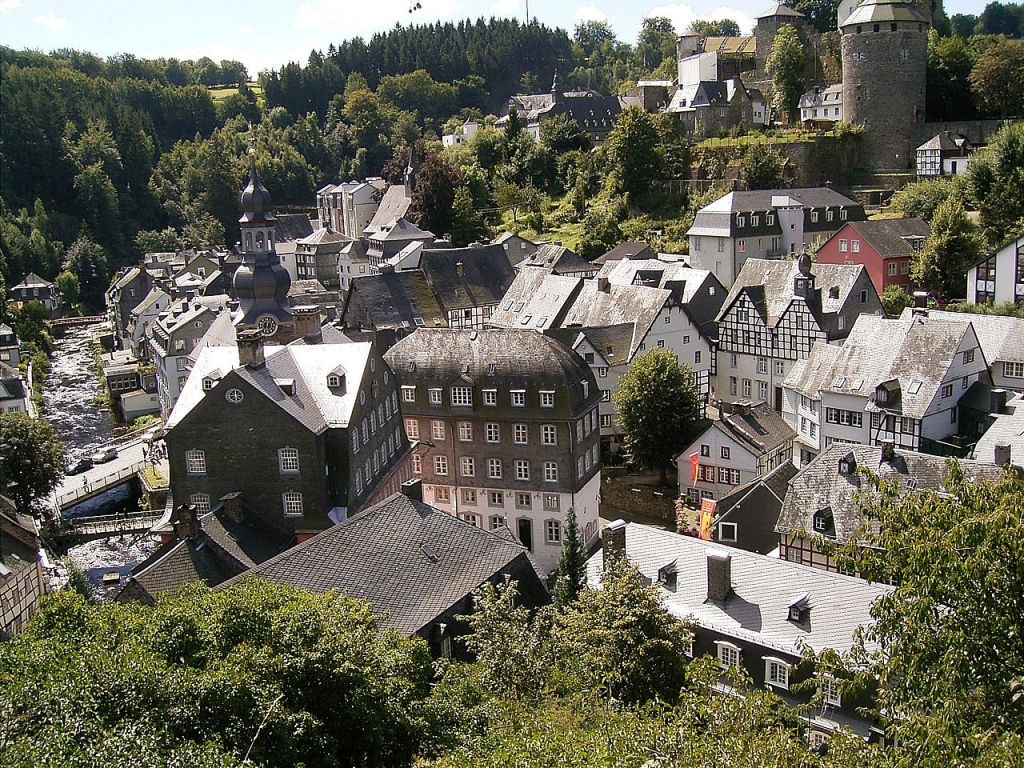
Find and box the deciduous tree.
[912,196,982,298]
[613,349,703,484]
[969,36,1024,118]
[0,412,64,514]
[766,25,805,123]
[602,106,663,205]
[739,145,784,190]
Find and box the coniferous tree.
[553,507,586,608]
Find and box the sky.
[0,0,984,77]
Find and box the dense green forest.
[1,7,1022,312]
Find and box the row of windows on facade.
[694,464,742,485]
[414,443,599,481]
[446,505,564,544]
[436,486,564,513]
[729,377,770,399]
[405,407,602,445]
[692,237,780,254]
[189,490,302,517]
[354,431,403,496]
[402,385,563,408]
[352,392,401,452]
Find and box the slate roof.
[718,258,867,329]
[838,218,929,258]
[370,217,434,243]
[756,2,804,18]
[12,272,53,289]
[488,270,583,331]
[688,188,861,238]
[297,228,349,250]
[275,213,314,242]
[776,444,1010,544]
[713,401,796,456]
[344,271,447,331]
[841,0,927,27]
[714,459,798,533]
[593,242,654,264]
[420,245,517,312]
[563,281,671,359]
[169,341,374,434]
[916,132,961,152]
[365,186,411,234]
[899,308,1024,365]
[547,323,635,367]
[973,393,1024,464]
[218,492,542,635]
[517,244,598,276]
[587,522,894,655]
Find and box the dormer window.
[788,593,809,622]
[657,559,677,590]
[838,452,856,475]
[327,374,342,388]
[813,509,835,537]
[875,386,888,404]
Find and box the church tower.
[232,153,294,343]
[841,0,928,171]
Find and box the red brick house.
[815,218,928,296]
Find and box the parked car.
[89,446,118,464]
[66,456,93,475]
[143,425,165,443]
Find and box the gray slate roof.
[776,443,1011,544]
[517,244,598,276]
[275,213,315,242]
[593,242,654,264]
[587,522,894,655]
[841,0,927,27]
[899,308,1024,365]
[421,245,516,312]
[489,270,583,331]
[547,323,635,366]
[713,401,796,456]
[365,185,411,234]
[218,492,541,635]
[344,271,448,331]
[837,218,929,258]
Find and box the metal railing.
[57,510,164,538]
[55,460,147,510]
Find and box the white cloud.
[575,5,609,24]
[34,13,69,30]
[648,3,755,35]
[0,0,22,14]
[293,0,459,34]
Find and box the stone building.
[384,329,602,573]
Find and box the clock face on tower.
[257,315,279,336]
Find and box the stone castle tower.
[841,0,928,171]
[232,154,295,344]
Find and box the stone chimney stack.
[220,492,244,522]
[456,261,464,277]
[994,443,1011,466]
[401,478,423,502]
[601,519,627,566]
[706,549,732,602]
[597,277,610,293]
[293,305,323,343]
[881,441,895,463]
[236,328,265,369]
[172,503,201,540]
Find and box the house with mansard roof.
[165,330,414,537]
[775,443,1009,573]
[782,310,988,467]
[714,255,881,415]
[217,488,549,656]
[384,329,602,574]
[686,187,866,287]
[675,399,795,506]
[591,520,894,746]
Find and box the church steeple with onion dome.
[232,151,293,340]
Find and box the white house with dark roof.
[675,400,795,505]
[915,132,971,178]
[799,84,843,124]
[686,187,867,286]
[965,235,1024,306]
[591,520,894,745]
[714,254,882,414]
[783,310,988,466]
[776,443,1009,573]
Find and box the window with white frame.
[775,360,786,375]
[458,421,473,441]
[460,456,475,476]
[513,424,528,444]
[485,422,500,442]
[515,492,531,508]
[718,467,740,485]
[483,389,497,405]
[598,366,608,377]
[282,491,303,517]
[1006,361,1024,378]
[600,414,612,427]
[428,388,442,405]
[431,420,446,440]
[719,521,738,541]
[190,493,211,513]
[742,379,751,397]
[888,261,898,276]
[435,486,451,503]
[488,490,503,506]
[720,446,731,459]
[765,657,790,689]
[489,514,504,529]
[511,390,526,407]
[405,418,419,439]
[402,385,416,402]
[278,448,299,472]
[488,458,502,478]
[758,381,768,399]
[544,493,559,510]
[941,383,953,398]
[839,239,848,252]
[185,449,206,475]
[821,676,842,706]
[683,638,694,657]
[963,349,975,364]
[462,488,477,504]
[716,641,741,668]
[540,391,555,407]
[757,357,768,374]
[541,424,557,445]
[515,460,530,480]
[544,461,558,482]
[451,386,473,406]
[411,454,421,474]
[434,455,448,475]
[852,239,860,253]
[545,519,561,544]
[729,376,738,395]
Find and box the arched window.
[245,233,253,250]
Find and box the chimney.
[881,441,895,463]
[456,261,464,277]
[706,549,732,601]
[597,277,610,293]
[401,477,423,502]
[913,290,929,309]
[172,503,201,540]
[220,492,244,522]
[738,400,752,416]
[720,399,733,415]
[990,388,1008,415]
[601,519,627,566]
[293,305,323,343]
[236,328,265,369]
[994,443,1011,466]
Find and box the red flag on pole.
[690,452,699,487]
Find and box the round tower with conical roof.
[841,0,928,172]
[233,154,294,341]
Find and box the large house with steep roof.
[713,255,882,412]
[815,218,929,295]
[384,329,602,573]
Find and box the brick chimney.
[172,503,201,540]
[236,328,265,369]
[220,491,244,522]
[994,443,1011,466]
[706,549,732,601]
[601,519,627,566]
